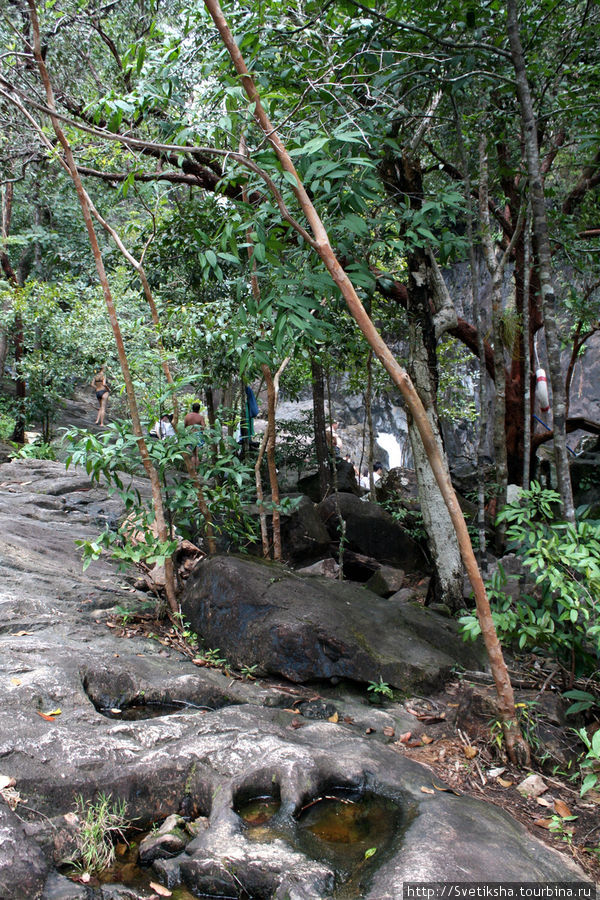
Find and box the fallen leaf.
[192,658,208,667]
[149,883,172,897]
[0,775,16,790]
[365,727,375,734]
[383,726,395,738]
[290,719,304,730]
[283,708,301,715]
[46,708,61,717]
[537,796,553,807]
[37,711,58,722]
[488,767,506,778]
[110,708,122,715]
[328,712,339,723]
[418,713,446,724]
[10,678,21,686]
[105,622,116,629]
[19,480,32,486]
[421,734,434,745]
[420,786,435,794]
[12,631,33,637]
[554,799,573,818]
[463,745,477,759]
[397,731,412,743]
[497,777,513,788]
[447,702,459,708]
[343,716,354,724]
[534,818,552,829]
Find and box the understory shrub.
[460,482,600,678]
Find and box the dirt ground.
[392,669,600,885]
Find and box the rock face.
[278,494,332,563]
[318,491,428,570]
[181,555,483,691]
[0,459,589,899]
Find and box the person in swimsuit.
[91,366,110,426]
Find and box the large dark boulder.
[278,494,332,563]
[298,459,359,503]
[181,555,484,692]
[318,492,428,571]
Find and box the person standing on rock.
[91,366,110,427]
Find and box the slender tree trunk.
[239,142,284,558]
[311,357,329,500]
[27,0,178,614]
[204,0,529,764]
[453,102,487,559]
[479,136,508,544]
[0,184,14,378]
[506,0,574,521]
[522,212,532,488]
[0,182,25,444]
[366,351,375,495]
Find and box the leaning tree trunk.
[27,0,178,614]
[203,0,530,764]
[506,0,574,521]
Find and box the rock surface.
[181,554,484,691]
[318,491,428,570]
[0,459,589,899]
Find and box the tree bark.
[311,357,329,500]
[203,0,529,764]
[506,0,574,521]
[27,0,179,614]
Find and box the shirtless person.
[184,403,206,467]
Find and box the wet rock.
[138,813,190,863]
[0,802,48,900]
[41,872,87,899]
[318,493,428,571]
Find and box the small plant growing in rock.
[575,726,600,797]
[241,664,258,680]
[70,793,129,874]
[203,648,228,667]
[367,677,394,700]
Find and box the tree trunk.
[506,0,574,521]
[453,101,487,559]
[479,136,508,544]
[27,0,179,615]
[382,149,464,612]
[311,357,329,500]
[203,0,530,764]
